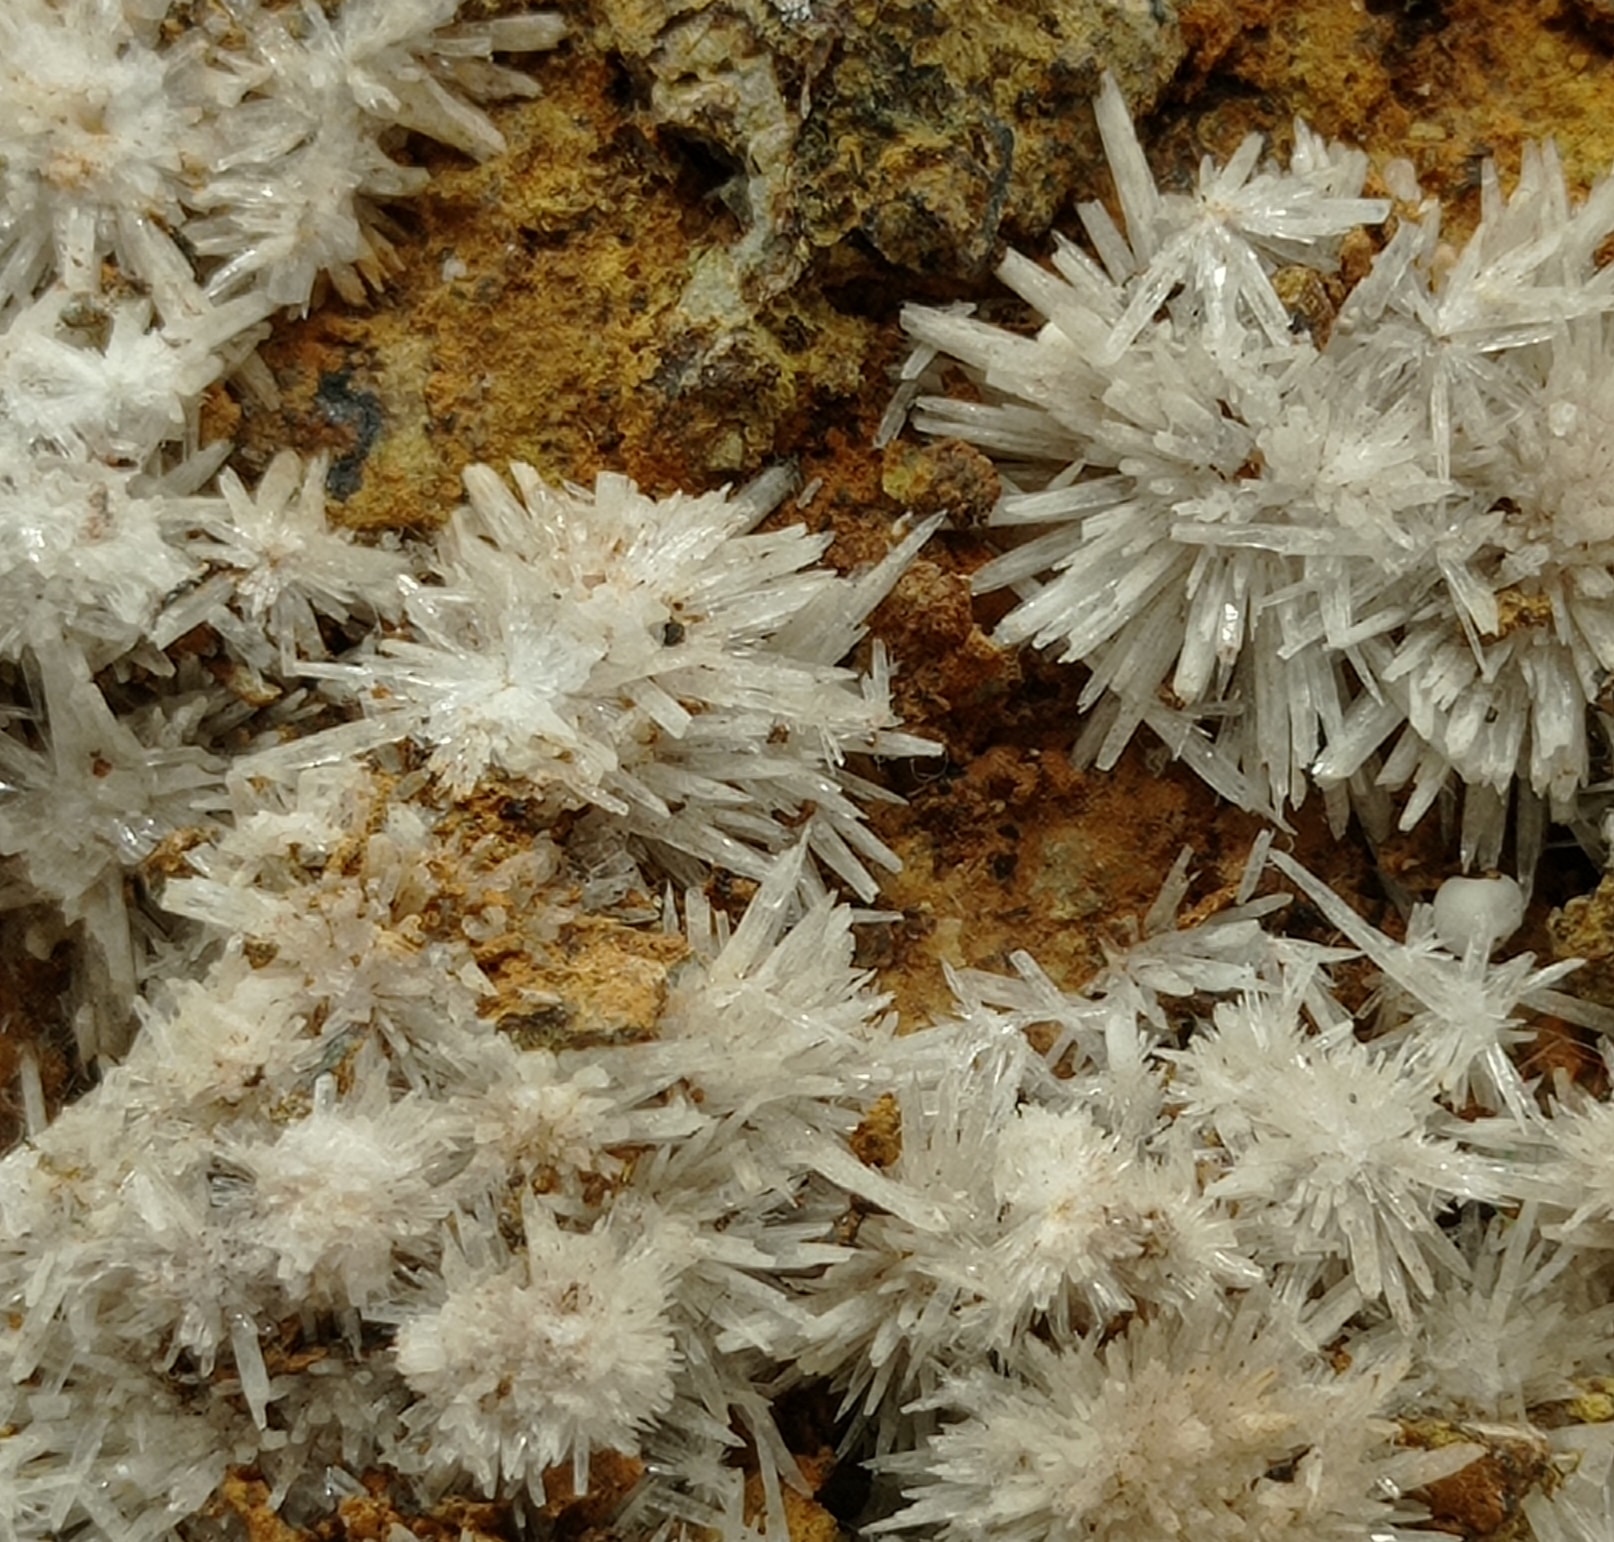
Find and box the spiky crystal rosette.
[305,464,941,897]
[900,74,1614,868]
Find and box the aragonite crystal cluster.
[899,75,1614,871]
[6,6,1614,1542]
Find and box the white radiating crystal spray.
[901,72,1614,867]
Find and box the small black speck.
[315,370,385,500]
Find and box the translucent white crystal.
[1432,873,1526,957]
[881,1295,1478,1542]
[902,68,1614,835]
[305,465,938,898]
[392,1201,679,1500]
